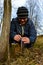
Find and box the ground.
[0,36,43,65]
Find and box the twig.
[21,38,24,53]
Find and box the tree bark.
[0,0,11,61]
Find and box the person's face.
[18,18,28,25]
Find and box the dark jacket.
[9,17,37,46]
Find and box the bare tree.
[26,0,38,31]
[0,0,11,61]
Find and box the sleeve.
[29,20,37,43]
[10,19,17,39]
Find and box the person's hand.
[14,34,21,42]
[22,37,30,44]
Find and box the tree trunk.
[0,0,11,61]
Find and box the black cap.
[17,6,28,18]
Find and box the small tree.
[0,0,11,61]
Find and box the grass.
[0,35,43,65]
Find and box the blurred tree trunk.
[0,0,11,60]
